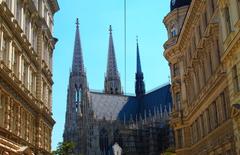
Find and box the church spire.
[135,37,145,97]
[64,18,88,148]
[72,18,84,75]
[104,25,122,95]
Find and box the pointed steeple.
[72,18,84,75]
[64,19,88,148]
[136,37,142,73]
[104,25,122,95]
[135,37,145,97]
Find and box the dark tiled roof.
[90,84,172,122]
[143,84,172,113]
[170,0,192,11]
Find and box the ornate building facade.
[63,20,174,155]
[164,0,240,154]
[0,0,59,154]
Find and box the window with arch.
[99,128,109,155]
[75,84,82,103]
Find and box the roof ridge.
[145,83,170,94]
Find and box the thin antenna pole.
[124,0,127,94]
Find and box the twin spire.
[72,18,85,76]
[71,19,145,96]
[104,25,122,94]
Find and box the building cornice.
[175,0,203,51]
[48,0,60,14]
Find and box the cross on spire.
[109,25,112,33]
[76,18,79,28]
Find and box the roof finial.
[76,18,79,28]
[136,36,138,45]
[109,25,112,34]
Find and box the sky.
[52,0,171,150]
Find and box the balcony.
[163,36,178,50]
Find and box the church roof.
[90,84,172,122]
[90,92,138,121]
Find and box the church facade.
[63,19,173,155]
[164,0,240,154]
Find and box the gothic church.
[63,19,173,155]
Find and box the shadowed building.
[0,0,59,154]
[164,0,240,154]
[63,20,174,155]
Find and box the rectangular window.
[198,25,202,39]
[0,93,5,127]
[197,119,202,139]
[238,0,240,18]
[210,0,215,15]
[212,101,218,128]
[175,92,181,111]
[13,104,18,134]
[206,109,211,133]
[31,73,36,95]
[23,62,28,88]
[31,27,38,52]
[216,39,221,63]
[2,36,9,65]
[25,12,30,39]
[190,125,194,144]
[226,150,232,155]
[173,63,180,76]
[232,65,240,92]
[202,11,208,31]
[220,92,228,121]
[224,89,230,119]
[177,129,183,148]
[200,115,205,136]
[225,6,232,35]
[193,122,197,142]
[29,69,32,92]
[208,51,213,75]
[21,109,26,139]
[6,0,12,10]
[33,0,38,9]
[12,48,19,76]
[16,0,22,25]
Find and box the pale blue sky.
[52,0,171,150]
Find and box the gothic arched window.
[99,128,109,154]
[75,84,82,103]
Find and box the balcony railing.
[164,36,178,49]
